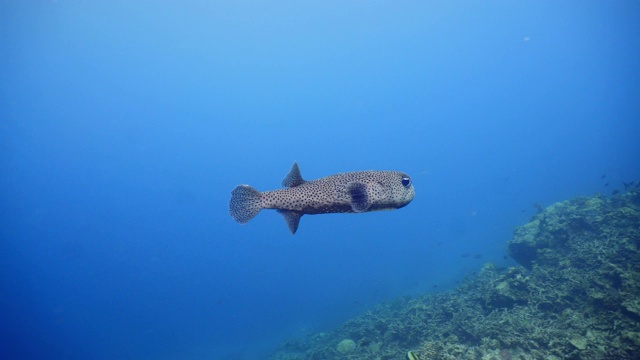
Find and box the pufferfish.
[229,162,415,234]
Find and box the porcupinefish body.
[229,162,415,234]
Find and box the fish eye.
[401,176,411,187]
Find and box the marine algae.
[270,187,640,359]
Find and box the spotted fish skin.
[229,162,415,234]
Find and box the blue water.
[2,2,639,359]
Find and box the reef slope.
[270,188,640,359]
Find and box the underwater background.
[1,2,639,359]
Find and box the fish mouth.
[396,187,415,208]
[405,186,416,202]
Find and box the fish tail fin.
[229,185,263,223]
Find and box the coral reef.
[337,339,356,353]
[269,187,640,360]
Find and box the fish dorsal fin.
[277,210,302,234]
[347,181,371,212]
[282,161,306,187]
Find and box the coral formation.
[269,186,640,359]
[337,339,356,353]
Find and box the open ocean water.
[1,2,639,359]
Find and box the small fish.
[604,182,609,187]
[407,351,421,360]
[229,162,416,234]
[601,174,607,179]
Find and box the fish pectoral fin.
[277,210,303,234]
[347,182,371,212]
[282,161,306,187]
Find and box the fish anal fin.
[347,182,371,212]
[277,210,303,234]
[282,161,306,187]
